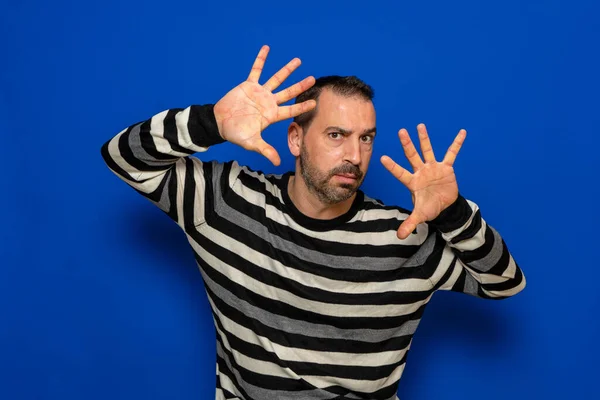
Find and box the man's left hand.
[380,124,467,239]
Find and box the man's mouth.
[334,173,359,184]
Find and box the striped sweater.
[101,104,526,400]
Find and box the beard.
[299,142,364,205]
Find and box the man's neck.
[287,175,356,220]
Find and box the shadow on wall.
[398,291,519,398]
[115,202,214,316]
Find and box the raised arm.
[100,45,316,228]
[429,194,525,299]
[381,124,525,299]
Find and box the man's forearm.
[100,104,225,185]
[429,195,526,298]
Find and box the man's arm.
[429,195,526,299]
[100,45,316,229]
[380,124,525,299]
[100,104,225,228]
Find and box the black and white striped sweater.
[101,104,526,400]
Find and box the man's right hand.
[213,45,317,166]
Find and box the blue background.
[1,0,599,399]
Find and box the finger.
[254,138,281,166]
[247,45,269,83]
[274,76,316,105]
[275,100,317,122]
[417,123,436,163]
[380,155,413,187]
[398,128,424,170]
[442,129,467,166]
[263,57,301,92]
[397,213,422,239]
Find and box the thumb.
[397,213,422,239]
[254,138,281,166]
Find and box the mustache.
[329,164,363,179]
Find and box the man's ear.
[288,122,303,157]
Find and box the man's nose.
[343,138,362,166]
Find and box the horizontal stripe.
[204,278,419,355]
[191,223,435,296]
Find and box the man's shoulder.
[229,160,288,184]
[202,159,288,193]
[359,192,412,221]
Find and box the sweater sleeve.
[428,194,526,299]
[100,104,226,230]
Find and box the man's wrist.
[429,194,472,233]
[188,104,227,147]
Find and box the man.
[101,45,525,400]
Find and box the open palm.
[381,124,467,239]
[214,45,316,166]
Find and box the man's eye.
[329,132,341,139]
[361,135,373,143]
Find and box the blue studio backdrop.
[1,1,599,399]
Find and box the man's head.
[288,76,376,205]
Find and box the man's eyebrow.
[363,127,377,136]
[324,126,377,135]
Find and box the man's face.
[297,89,376,204]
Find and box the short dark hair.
[293,75,374,130]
